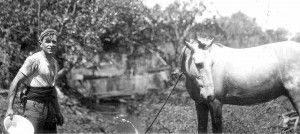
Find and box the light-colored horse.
[181,37,300,133]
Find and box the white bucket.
[3,115,34,134]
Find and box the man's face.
[40,34,57,55]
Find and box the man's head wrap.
[39,28,58,42]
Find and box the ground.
[134,88,296,133]
[0,87,298,133]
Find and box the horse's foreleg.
[209,99,223,133]
[287,92,300,115]
[286,91,300,132]
[195,102,209,133]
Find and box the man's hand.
[56,112,64,126]
[5,108,14,120]
[2,109,13,134]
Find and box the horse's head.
[183,37,215,100]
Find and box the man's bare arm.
[6,71,26,116]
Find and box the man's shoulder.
[25,51,42,63]
[28,51,42,59]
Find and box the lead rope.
[144,72,184,134]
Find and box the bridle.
[181,46,216,104]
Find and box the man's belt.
[26,86,55,103]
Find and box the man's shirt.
[19,51,58,87]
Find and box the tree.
[291,32,300,43]
[144,0,208,69]
[0,0,153,103]
[0,0,39,88]
[265,28,288,42]
[216,12,268,48]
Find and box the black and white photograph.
[1,0,300,133]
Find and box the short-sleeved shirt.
[19,51,58,87]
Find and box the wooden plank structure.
[67,69,169,103]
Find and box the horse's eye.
[195,62,204,69]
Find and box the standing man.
[5,28,64,133]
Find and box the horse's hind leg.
[195,102,209,133]
[209,99,223,133]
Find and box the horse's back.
[212,41,300,105]
[214,41,300,78]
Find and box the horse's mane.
[179,46,188,73]
[213,42,225,48]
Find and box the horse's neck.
[209,43,229,57]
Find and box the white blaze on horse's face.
[184,38,215,100]
[192,48,206,65]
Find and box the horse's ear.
[197,37,214,49]
[184,41,195,52]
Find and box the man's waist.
[27,97,53,103]
[25,86,55,103]
[27,86,55,90]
